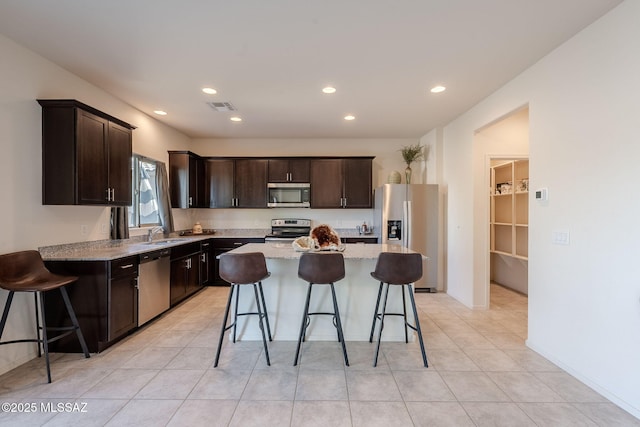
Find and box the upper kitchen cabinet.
[204,158,268,208]
[168,151,205,208]
[310,157,373,208]
[204,158,234,208]
[39,99,135,206]
[268,158,310,183]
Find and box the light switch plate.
[552,230,570,245]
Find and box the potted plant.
[400,143,424,184]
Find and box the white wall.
[440,1,640,417]
[0,34,191,375]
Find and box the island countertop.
[227,242,424,260]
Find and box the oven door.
[267,183,310,208]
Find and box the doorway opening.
[475,106,529,319]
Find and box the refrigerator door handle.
[403,200,411,248]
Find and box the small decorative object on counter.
[387,171,401,184]
[192,222,203,234]
[356,221,373,235]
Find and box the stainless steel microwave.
[267,183,310,208]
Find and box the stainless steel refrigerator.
[373,184,439,292]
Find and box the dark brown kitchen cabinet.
[310,157,373,208]
[39,99,134,206]
[203,158,268,208]
[268,158,310,183]
[170,242,203,305]
[44,256,139,353]
[204,158,234,208]
[235,159,268,207]
[169,151,205,208]
[200,240,213,286]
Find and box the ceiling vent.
[207,101,237,112]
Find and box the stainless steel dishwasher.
[138,248,171,326]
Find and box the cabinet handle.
[111,188,115,201]
[189,196,193,206]
[134,277,139,289]
[120,264,134,269]
[201,253,206,262]
[106,188,111,201]
[343,197,347,208]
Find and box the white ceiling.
[0,0,622,139]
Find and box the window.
[129,154,161,228]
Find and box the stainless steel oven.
[267,183,310,208]
[265,218,311,242]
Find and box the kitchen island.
[224,242,424,342]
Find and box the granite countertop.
[227,242,423,260]
[39,228,270,262]
[38,228,378,262]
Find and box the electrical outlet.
[80,225,88,235]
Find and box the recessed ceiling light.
[322,86,337,94]
[202,87,217,95]
[344,115,355,121]
[230,116,242,122]
[430,85,446,93]
[153,110,167,116]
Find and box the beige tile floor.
[1,283,638,426]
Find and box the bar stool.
[294,252,349,366]
[0,250,90,383]
[369,252,428,367]
[214,252,272,367]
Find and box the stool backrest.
[0,250,51,288]
[298,252,345,284]
[372,252,423,284]
[219,252,269,285]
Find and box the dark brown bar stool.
[369,252,428,367]
[214,252,272,367]
[294,252,349,366]
[0,250,90,383]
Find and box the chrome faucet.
[148,226,164,242]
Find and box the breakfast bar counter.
[224,243,423,342]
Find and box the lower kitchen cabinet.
[170,242,203,305]
[211,237,265,285]
[44,256,139,353]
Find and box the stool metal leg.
[38,291,52,383]
[252,283,270,366]
[294,283,313,366]
[369,282,383,343]
[34,293,42,358]
[330,283,349,366]
[214,284,236,368]
[408,284,428,367]
[258,282,272,341]
[401,284,409,344]
[373,283,390,367]
[232,284,240,343]
[0,291,15,343]
[59,287,90,358]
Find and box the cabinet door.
[170,258,188,305]
[310,159,343,208]
[186,253,202,296]
[205,159,234,208]
[288,159,310,182]
[200,242,212,285]
[235,159,268,208]
[169,152,204,208]
[267,159,289,182]
[109,274,138,340]
[77,110,109,204]
[107,121,133,206]
[343,158,372,208]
